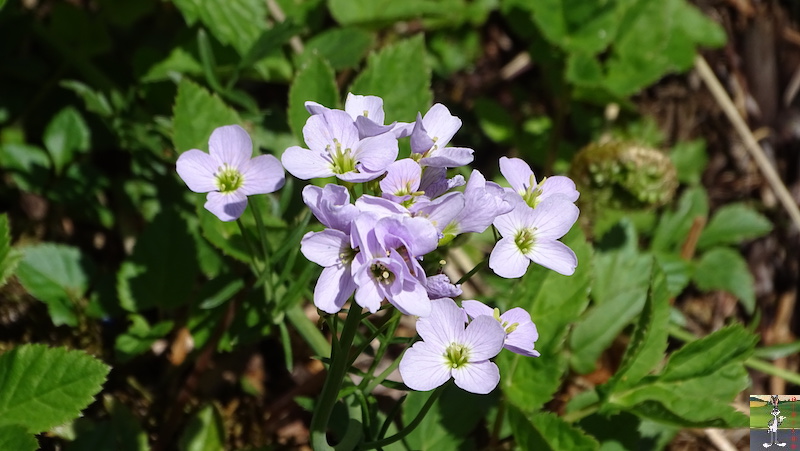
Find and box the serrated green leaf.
[609,384,748,428]
[117,208,198,311]
[0,214,21,287]
[498,228,592,411]
[507,406,600,451]
[178,404,226,451]
[287,55,340,143]
[604,263,669,392]
[570,222,652,374]
[693,247,755,313]
[350,35,432,122]
[652,252,691,297]
[660,324,756,382]
[0,344,110,433]
[141,47,203,83]
[651,186,708,252]
[670,139,707,185]
[697,203,772,250]
[172,0,267,57]
[526,0,624,55]
[0,425,37,451]
[172,78,241,154]
[43,106,90,175]
[241,21,301,69]
[301,27,374,71]
[16,244,95,327]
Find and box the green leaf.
[474,97,515,144]
[0,344,110,433]
[670,139,707,185]
[141,47,203,83]
[507,406,599,451]
[178,404,226,451]
[0,214,21,288]
[660,324,757,382]
[241,21,301,69]
[172,78,241,153]
[604,263,670,392]
[498,228,592,411]
[60,80,114,117]
[115,315,175,362]
[697,203,772,250]
[0,425,37,451]
[0,143,51,192]
[69,397,149,451]
[328,0,460,25]
[651,186,708,253]
[570,222,652,374]
[43,106,91,175]
[525,0,624,55]
[117,208,199,311]
[692,247,755,313]
[652,252,691,297]
[172,0,267,57]
[16,244,94,327]
[301,27,374,71]
[287,55,340,143]
[350,35,432,122]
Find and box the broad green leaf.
[652,252,691,297]
[172,0,267,57]
[659,324,757,382]
[141,47,203,83]
[172,78,241,154]
[178,404,226,451]
[507,406,599,451]
[0,143,51,192]
[0,425,37,451]
[301,27,374,71]
[651,186,708,252]
[16,244,94,327]
[241,21,302,69]
[68,397,149,451]
[287,55,340,143]
[692,247,755,313]
[43,106,90,174]
[566,52,605,87]
[0,344,110,433]
[670,139,707,185]
[498,228,592,411]
[570,222,651,374]
[604,263,669,392]
[609,384,748,428]
[696,203,772,250]
[117,208,198,311]
[0,214,21,287]
[474,97,515,144]
[328,0,461,25]
[525,0,624,55]
[350,35,432,122]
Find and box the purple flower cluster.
[175,93,581,395]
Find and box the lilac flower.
[443,170,513,239]
[300,229,356,314]
[418,166,465,199]
[282,109,398,182]
[380,159,423,204]
[349,213,438,316]
[490,196,579,277]
[306,93,410,139]
[461,300,540,357]
[302,184,358,232]
[410,104,474,168]
[426,274,462,299]
[499,156,579,208]
[399,298,506,394]
[176,125,285,221]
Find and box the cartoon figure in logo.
[765,395,787,448]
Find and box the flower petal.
[410,114,434,154]
[499,156,535,194]
[420,147,474,168]
[239,154,285,195]
[204,190,248,222]
[300,229,349,267]
[492,204,533,237]
[399,341,451,391]
[451,361,500,394]
[281,146,334,180]
[541,176,579,202]
[503,321,540,357]
[529,196,579,239]
[526,239,577,276]
[305,101,329,116]
[461,300,494,319]
[313,265,355,314]
[416,298,464,348]
[353,132,398,173]
[422,103,461,148]
[462,315,506,361]
[176,149,218,193]
[380,159,422,196]
[390,279,432,317]
[489,237,530,278]
[208,124,252,169]
[345,93,385,124]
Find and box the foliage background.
[1,0,799,449]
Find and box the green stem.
[248,199,274,302]
[358,310,402,392]
[311,306,364,451]
[285,304,328,357]
[236,219,262,272]
[364,355,402,395]
[456,257,488,285]
[561,402,600,423]
[361,384,446,449]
